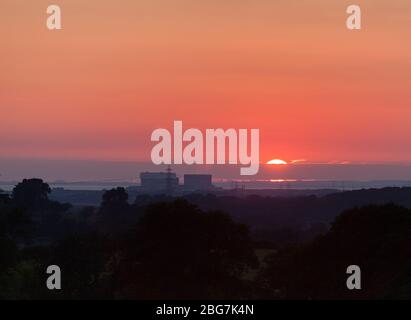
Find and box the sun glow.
[266,159,288,165]
[270,179,297,183]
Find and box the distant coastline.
[2,179,411,192]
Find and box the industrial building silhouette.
[139,167,213,195]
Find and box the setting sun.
[266,159,288,165]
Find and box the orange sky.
[1,0,411,164]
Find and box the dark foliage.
[260,204,411,299]
[2,179,411,299]
[114,199,258,299]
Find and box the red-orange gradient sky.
[1,0,411,164]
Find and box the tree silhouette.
[98,187,131,233]
[12,179,51,208]
[100,187,128,212]
[114,199,258,299]
[260,204,411,299]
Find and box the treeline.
[132,187,411,244]
[1,179,411,299]
[51,186,411,244]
